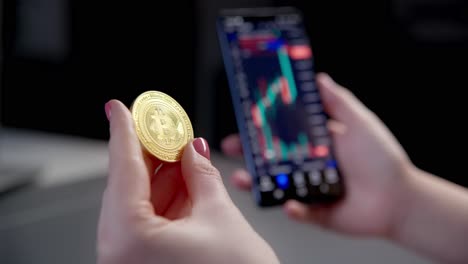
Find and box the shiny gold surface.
[131,91,193,162]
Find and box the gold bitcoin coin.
[131,91,194,162]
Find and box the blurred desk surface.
[0,128,109,188]
[0,128,431,264]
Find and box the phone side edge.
[219,6,301,17]
[215,17,264,207]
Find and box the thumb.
[316,73,371,125]
[181,138,229,206]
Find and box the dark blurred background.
[2,0,468,187]
[1,1,468,263]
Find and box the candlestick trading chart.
[236,28,328,165]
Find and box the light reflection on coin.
[131,91,194,162]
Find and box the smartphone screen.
[217,7,344,207]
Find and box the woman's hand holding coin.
[97,96,279,264]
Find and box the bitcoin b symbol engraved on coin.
[131,91,194,162]
[149,106,184,146]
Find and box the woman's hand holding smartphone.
[222,73,413,238]
[223,70,468,264]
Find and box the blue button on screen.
[276,174,289,189]
[326,159,337,168]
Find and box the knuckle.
[124,201,152,227]
[194,162,222,181]
[109,154,140,172]
[124,155,144,168]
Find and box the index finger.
[106,99,152,207]
[221,134,243,156]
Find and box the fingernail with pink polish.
[104,101,112,121]
[193,138,210,160]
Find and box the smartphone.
[216,6,345,207]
